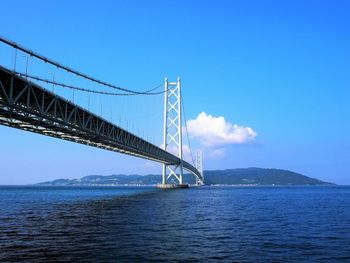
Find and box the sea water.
[0,185,350,262]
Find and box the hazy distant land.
[36,168,333,186]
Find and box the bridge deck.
[0,66,202,180]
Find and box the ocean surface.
[0,185,350,262]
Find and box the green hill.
[37,167,332,186]
[203,168,332,185]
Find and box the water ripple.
[0,186,350,262]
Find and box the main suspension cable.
[0,35,162,95]
[15,71,166,96]
[181,93,195,166]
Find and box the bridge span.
[0,65,203,182]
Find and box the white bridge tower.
[196,150,204,185]
[161,77,185,186]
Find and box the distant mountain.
[36,168,333,186]
[204,168,333,185]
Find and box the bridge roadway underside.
[0,66,202,181]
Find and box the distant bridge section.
[0,65,202,181]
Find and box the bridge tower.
[196,151,204,185]
[161,77,186,187]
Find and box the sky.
[0,0,349,185]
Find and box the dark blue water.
[1,186,350,262]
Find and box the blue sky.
[0,0,349,184]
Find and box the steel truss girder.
[0,65,201,179]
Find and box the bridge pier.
[156,183,189,189]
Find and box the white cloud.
[186,112,257,147]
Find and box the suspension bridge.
[0,36,204,188]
